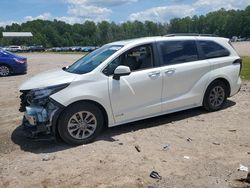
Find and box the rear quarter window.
[198,40,230,59]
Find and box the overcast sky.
[0,0,249,26]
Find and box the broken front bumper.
[25,106,48,126]
[21,98,64,138]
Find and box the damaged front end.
[19,83,68,138]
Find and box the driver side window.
[103,44,154,76]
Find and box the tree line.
[0,5,249,47]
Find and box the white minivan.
[19,35,242,145]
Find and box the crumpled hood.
[19,68,76,90]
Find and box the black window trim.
[102,42,159,76]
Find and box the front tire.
[203,80,228,112]
[0,65,11,76]
[58,102,104,145]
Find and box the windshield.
[65,45,123,74]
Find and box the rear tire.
[0,65,11,76]
[203,80,228,112]
[58,102,104,145]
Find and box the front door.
[105,44,163,124]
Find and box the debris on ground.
[196,118,205,122]
[184,156,190,159]
[42,154,56,161]
[187,138,192,142]
[238,164,249,172]
[148,185,158,188]
[42,154,50,161]
[228,130,237,132]
[163,144,170,151]
[213,142,220,146]
[236,173,250,184]
[149,171,162,180]
[246,173,250,183]
[134,145,141,152]
[247,152,250,154]
[118,142,123,145]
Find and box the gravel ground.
[0,53,250,188]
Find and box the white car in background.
[4,45,22,52]
[19,34,242,145]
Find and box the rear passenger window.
[159,40,199,65]
[198,40,230,59]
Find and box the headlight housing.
[27,83,69,105]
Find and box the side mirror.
[113,65,131,80]
[62,66,69,70]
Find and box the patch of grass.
[241,56,250,80]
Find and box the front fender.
[50,79,115,126]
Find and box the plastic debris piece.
[238,164,248,172]
[42,154,50,161]
[213,142,220,146]
[184,156,190,159]
[187,138,192,142]
[148,186,158,188]
[135,145,141,152]
[149,171,162,180]
[163,144,170,151]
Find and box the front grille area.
[19,90,30,112]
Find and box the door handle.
[165,68,176,75]
[148,71,160,78]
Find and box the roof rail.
[164,33,218,37]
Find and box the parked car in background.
[21,46,30,52]
[4,45,22,52]
[70,46,82,52]
[81,46,97,52]
[28,45,45,52]
[19,35,241,145]
[45,47,60,52]
[0,49,27,76]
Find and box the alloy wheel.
[0,66,10,76]
[67,111,97,140]
[209,86,225,108]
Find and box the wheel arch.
[207,77,231,97]
[53,99,109,137]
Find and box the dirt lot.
[232,41,250,56]
[0,53,250,188]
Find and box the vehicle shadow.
[97,100,236,142]
[11,100,236,154]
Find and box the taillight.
[233,59,242,76]
[14,58,26,64]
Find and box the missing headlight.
[25,83,70,105]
